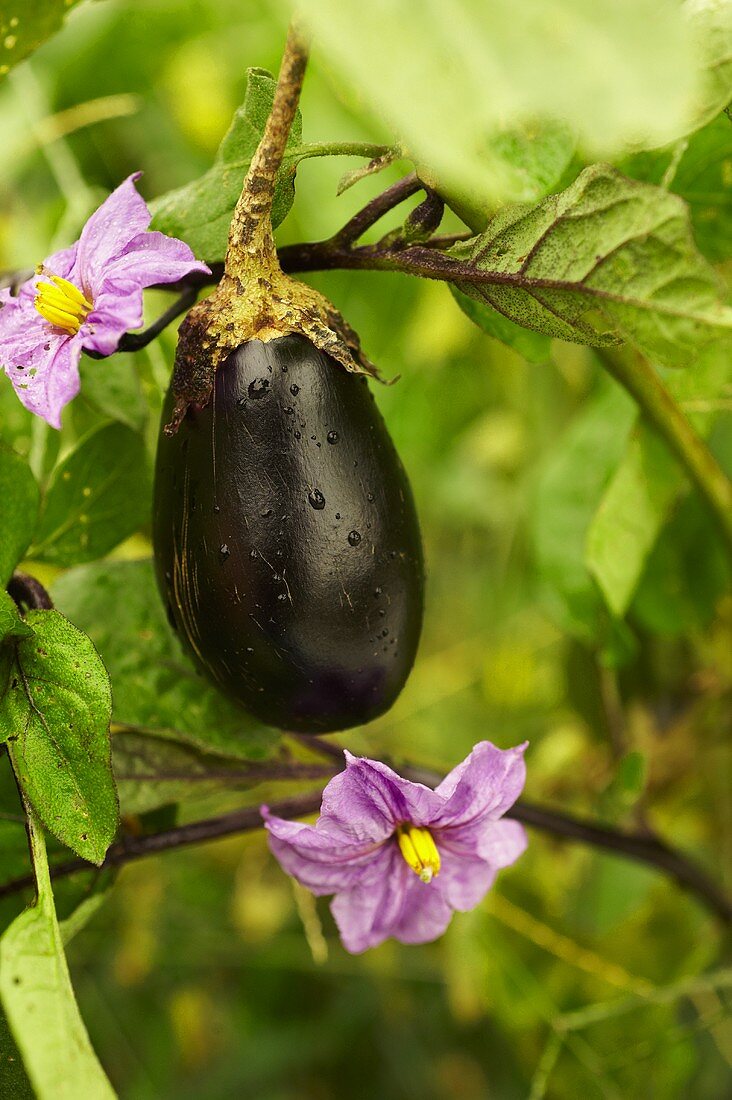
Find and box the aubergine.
[153,334,424,733]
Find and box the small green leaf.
[0,589,33,645]
[52,560,278,761]
[585,347,731,615]
[455,165,732,368]
[0,810,115,1099]
[150,68,303,263]
[31,422,149,567]
[0,1,85,80]
[0,611,118,865]
[0,443,39,585]
[450,286,551,363]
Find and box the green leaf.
[52,560,278,761]
[0,810,115,1099]
[297,0,698,208]
[622,113,732,265]
[450,286,551,363]
[0,1009,34,1099]
[150,67,303,263]
[484,119,576,205]
[0,1,85,80]
[531,384,636,640]
[78,355,148,434]
[0,444,39,585]
[0,611,118,865]
[0,589,33,645]
[681,0,732,137]
[633,489,731,635]
[585,347,731,615]
[112,728,261,814]
[455,165,732,368]
[30,422,149,567]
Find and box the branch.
[0,764,728,923]
[332,173,422,246]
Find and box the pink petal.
[389,870,454,945]
[262,808,385,896]
[433,850,497,911]
[2,325,83,430]
[432,741,528,829]
[319,751,444,842]
[76,174,151,289]
[103,231,210,287]
[82,280,145,356]
[330,845,418,953]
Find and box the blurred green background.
[1,1,731,1097]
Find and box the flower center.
[34,273,93,336]
[396,824,441,884]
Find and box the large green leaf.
[450,286,551,363]
[78,355,148,434]
[296,0,698,209]
[0,1,85,80]
[52,560,277,760]
[622,113,732,265]
[0,589,33,645]
[112,728,263,815]
[0,611,118,865]
[532,384,636,640]
[454,165,732,368]
[681,0,732,137]
[150,67,302,263]
[0,810,114,1100]
[0,444,39,585]
[585,348,732,616]
[30,422,149,567]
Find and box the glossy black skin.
[153,335,424,733]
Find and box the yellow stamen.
[34,274,93,335]
[396,824,441,884]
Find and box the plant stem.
[293,141,395,163]
[599,347,732,556]
[0,782,728,922]
[225,24,309,281]
[332,173,422,245]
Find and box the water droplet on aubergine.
[152,334,424,734]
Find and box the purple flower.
[0,173,209,428]
[263,741,528,954]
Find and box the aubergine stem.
[224,22,309,285]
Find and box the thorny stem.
[0,751,729,922]
[224,23,309,282]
